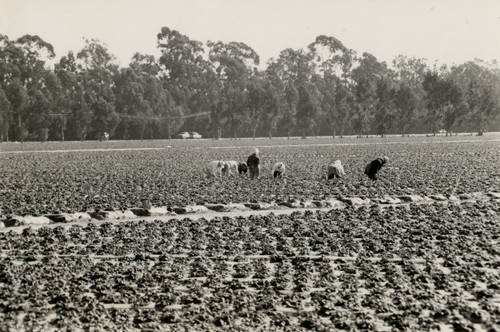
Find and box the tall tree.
[25,87,51,141]
[0,87,12,141]
[246,73,280,139]
[270,48,315,138]
[392,55,427,136]
[422,70,463,136]
[308,35,355,84]
[394,82,419,137]
[263,63,284,139]
[449,61,500,135]
[373,75,396,137]
[309,35,356,138]
[114,67,150,139]
[55,51,94,141]
[440,80,464,136]
[333,79,355,138]
[157,27,212,135]
[207,40,259,139]
[296,81,321,138]
[53,52,80,141]
[351,52,386,137]
[245,74,265,139]
[130,53,183,139]
[465,79,499,135]
[77,39,119,140]
[1,35,56,141]
[6,79,28,141]
[0,35,22,89]
[282,82,299,139]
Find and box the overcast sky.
[1,0,499,69]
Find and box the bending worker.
[364,156,389,180]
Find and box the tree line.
[1,28,499,142]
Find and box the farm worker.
[222,161,238,176]
[247,148,260,179]
[204,160,225,178]
[222,161,249,176]
[364,156,389,180]
[221,162,231,177]
[272,162,286,179]
[327,160,345,179]
[238,162,249,175]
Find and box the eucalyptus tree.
[422,70,463,136]
[0,34,23,90]
[0,35,16,85]
[282,79,299,139]
[5,78,28,141]
[308,35,355,85]
[15,35,57,141]
[260,77,281,139]
[24,80,51,141]
[332,80,355,138]
[24,69,61,141]
[0,87,12,141]
[77,39,119,140]
[207,40,259,139]
[47,78,67,141]
[113,66,150,139]
[373,74,396,137]
[448,60,500,135]
[465,79,499,136]
[393,82,420,137]
[129,53,182,139]
[267,51,297,139]
[53,52,80,141]
[0,35,55,141]
[296,81,321,138]
[0,35,18,140]
[351,52,387,137]
[422,71,444,135]
[263,62,284,139]
[392,55,428,86]
[157,27,213,135]
[55,51,94,141]
[246,72,279,139]
[392,55,427,136]
[440,80,463,136]
[270,48,317,138]
[308,35,356,138]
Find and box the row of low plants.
[0,203,498,330]
[2,140,500,216]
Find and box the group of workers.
[204,148,389,181]
[203,148,265,180]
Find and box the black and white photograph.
[1,0,499,330]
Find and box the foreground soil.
[1,200,499,331]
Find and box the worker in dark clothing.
[364,156,388,180]
[238,162,249,175]
[247,148,260,179]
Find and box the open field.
[1,135,500,216]
[0,135,499,330]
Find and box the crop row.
[1,202,499,330]
[2,140,499,216]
